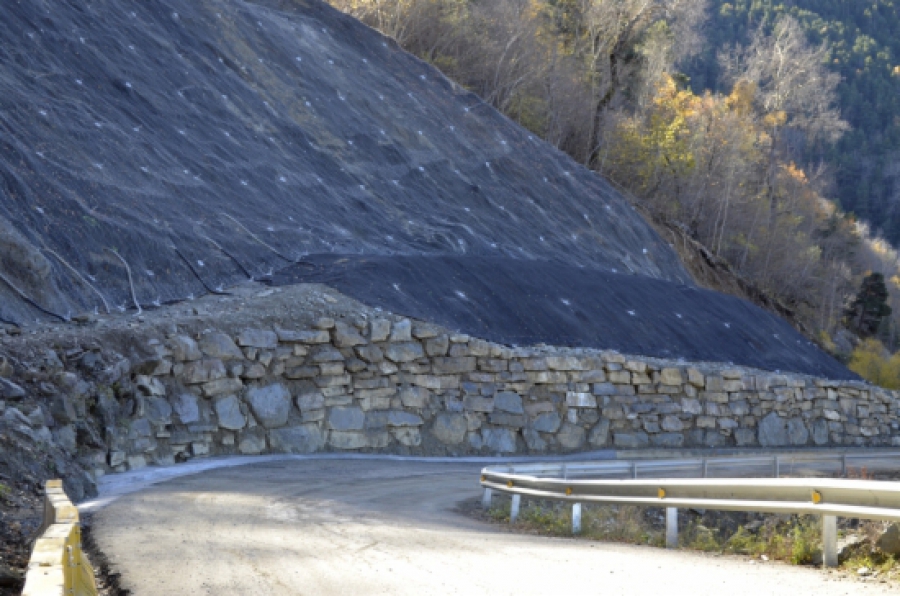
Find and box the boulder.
[557,423,586,449]
[246,384,291,428]
[199,333,244,359]
[214,395,246,430]
[432,413,467,444]
[146,397,173,426]
[169,335,201,361]
[877,523,900,555]
[392,427,422,447]
[389,319,412,341]
[588,419,611,446]
[333,322,367,347]
[369,319,392,342]
[399,386,430,408]
[238,427,267,454]
[237,329,278,349]
[531,412,561,434]
[523,428,547,451]
[613,432,649,449]
[650,433,683,447]
[494,392,524,414]
[328,406,365,431]
[481,427,517,453]
[758,412,809,447]
[269,425,324,453]
[384,342,425,363]
[182,359,226,384]
[171,393,200,425]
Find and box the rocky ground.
[0,281,365,594]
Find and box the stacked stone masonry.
[8,315,897,477]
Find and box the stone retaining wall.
[87,315,897,474]
[3,314,897,478]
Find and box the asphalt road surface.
[90,459,893,595]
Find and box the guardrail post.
[510,494,520,523]
[773,456,780,478]
[572,503,582,534]
[482,488,492,510]
[631,462,638,479]
[666,507,678,548]
[822,515,837,568]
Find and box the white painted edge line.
[78,451,617,513]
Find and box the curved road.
[90,459,892,595]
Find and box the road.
[89,459,894,595]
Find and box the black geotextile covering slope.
[273,255,857,380]
[0,0,688,322]
[0,0,853,378]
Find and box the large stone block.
[758,412,809,447]
[328,406,365,431]
[237,329,278,349]
[276,328,330,344]
[650,433,683,447]
[531,412,561,433]
[238,427,266,454]
[199,333,244,360]
[566,392,597,408]
[494,392,524,414]
[481,427,517,453]
[169,335,202,362]
[588,419,611,446]
[432,357,476,374]
[432,413,467,444]
[389,319,412,342]
[523,428,547,451]
[386,411,423,427]
[370,319,392,342]
[384,342,425,363]
[489,412,526,428]
[202,377,243,397]
[182,359,226,385]
[659,368,683,386]
[400,386,431,408]
[355,345,384,363]
[614,432,649,449]
[247,383,291,428]
[146,397,173,425]
[811,418,830,445]
[269,425,324,453]
[334,322,367,347]
[214,395,246,430]
[171,393,200,425]
[557,423,586,449]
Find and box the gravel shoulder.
[90,460,892,595]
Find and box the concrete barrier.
[22,480,97,596]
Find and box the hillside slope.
[0,0,687,323]
[0,0,853,378]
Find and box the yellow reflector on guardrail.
[812,490,823,504]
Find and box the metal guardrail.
[22,480,98,596]
[480,451,900,567]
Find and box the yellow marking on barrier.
[507,480,514,488]
[480,475,486,482]
[812,490,823,504]
[658,488,667,499]
[565,487,573,496]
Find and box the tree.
[845,272,892,337]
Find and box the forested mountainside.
[686,0,900,243]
